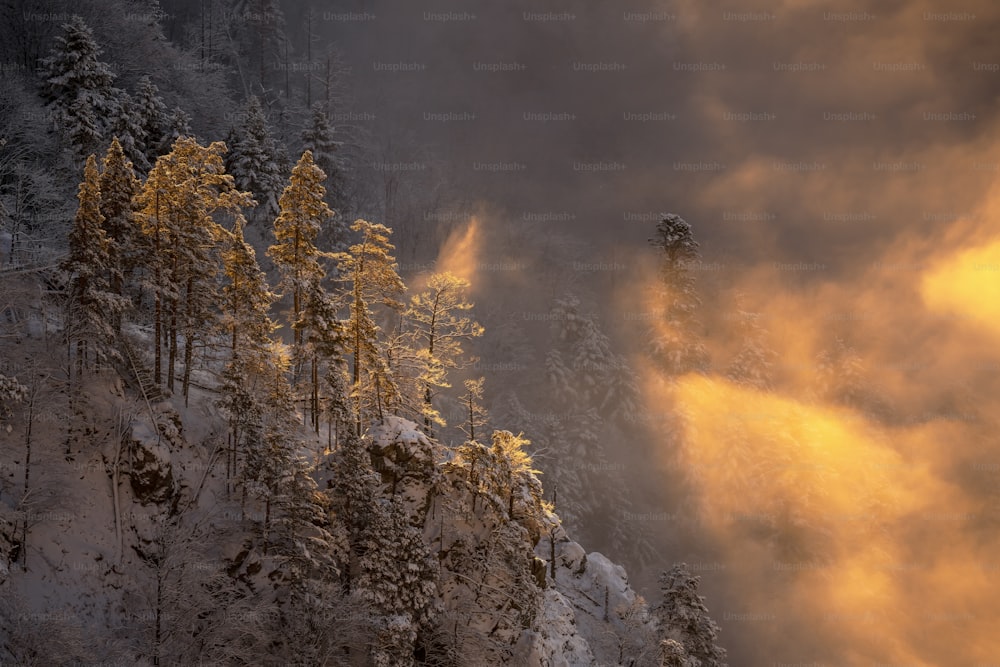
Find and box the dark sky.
[327,0,1000,272]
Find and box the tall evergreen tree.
[134,137,253,395]
[98,137,141,318]
[300,103,351,236]
[655,564,727,667]
[160,107,192,154]
[227,96,285,221]
[648,214,708,376]
[218,214,279,488]
[107,92,149,173]
[63,155,124,375]
[267,150,332,354]
[134,76,167,169]
[267,150,340,428]
[38,16,122,159]
[335,219,406,433]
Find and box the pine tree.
[218,214,279,490]
[335,219,406,433]
[38,16,122,159]
[160,107,192,154]
[655,564,727,667]
[267,150,340,429]
[267,150,332,355]
[300,103,350,230]
[648,214,708,376]
[227,96,285,221]
[403,272,483,434]
[63,155,125,376]
[134,137,253,394]
[134,76,167,169]
[107,92,150,173]
[359,498,440,667]
[815,337,892,419]
[97,137,141,320]
[540,296,649,558]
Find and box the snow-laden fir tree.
[63,155,126,376]
[539,295,652,561]
[226,96,286,221]
[106,92,150,173]
[815,336,892,419]
[359,497,440,667]
[655,564,727,667]
[97,137,141,319]
[134,76,167,169]
[648,214,709,376]
[300,102,350,235]
[301,280,345,433]
[39,16,123,160]
[218,213,278,489]
[160,107,192,154]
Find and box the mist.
[310,0,1000,663]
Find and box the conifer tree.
[648,214,708,376]
[359,498,440,667]
[107,92,150,173]
[218,214,278,487]
[160,107,192,154]
[335,219,406,433]
[98,137,141,321]
[300,103,350,231]
[267,150,340,428]
[134,76,167,169]
[459,377,488,442]
[402,272,483,434]
[63,155,124,376]
[227,96,285,220]
[134,137,253,394]
[655,564,727,667]
[267,150,332,355]
[39,16,122,159]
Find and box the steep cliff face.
[0,367,664,665]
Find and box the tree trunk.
[167,296,177,393]
[153,193,162,386]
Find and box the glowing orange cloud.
[921,238,1000,337]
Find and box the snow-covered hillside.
[0,327,682,665]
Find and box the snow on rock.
[366,416,439,518]
[558,540,588,575]
[515,588,596,666]
[530,519,659,666]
